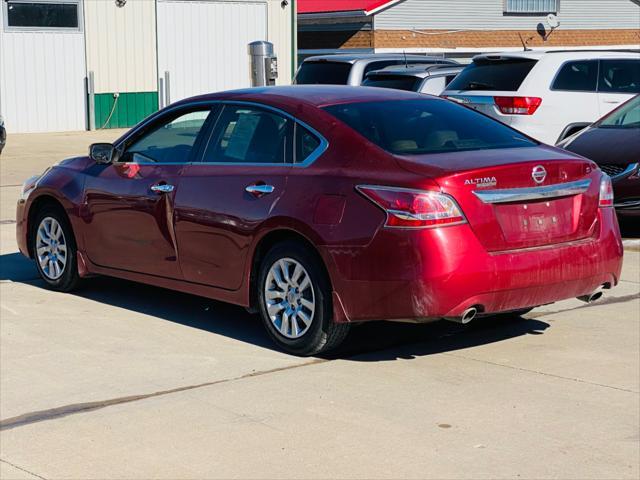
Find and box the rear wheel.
[32,206,81,292]
[257,241,350,356]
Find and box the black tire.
[31,205,81,292]
[257,241,350,356]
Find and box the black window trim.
[117,100,329,168]
[549,58,600,93]
[4,0,83,32]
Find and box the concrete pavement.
[0,131,638,479]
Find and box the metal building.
[0,0,295,133]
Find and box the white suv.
[442,50,640,144]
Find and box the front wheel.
[257,241,350,356]
[32,206,81,292]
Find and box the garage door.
[0,0,87,133]
[157,0,268,104]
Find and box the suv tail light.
[599,175,614,208]
[356,185,466,228]
[494,96,542,115]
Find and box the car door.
[597,59,640,116]
[82,106,215,279]
[175,103,294,290]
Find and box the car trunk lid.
[395,148,601,251]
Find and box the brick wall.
[374,29,640,49]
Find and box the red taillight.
[599,175,614,208]
[356,185,466,229]
[494,96,542,115]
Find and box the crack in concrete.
[443,352,639,394]
[0,458,47,480]
[0,359,326,432]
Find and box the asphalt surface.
[0,131,638,479]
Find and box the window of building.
[6,1,80,29]
[504,0,558,14]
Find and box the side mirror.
[89,143,117,164]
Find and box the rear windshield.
[323,99,537,155]
[295,61,352,85]
[362,75,421,91]
[447,58,537,91]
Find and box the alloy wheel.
[36,217,67,280]
[264,258,315,339]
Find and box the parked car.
[0,115,6,155]
[442,50,640,145]
[558,94,639,217]
[17,86,623,356]
[294,54,458,86]
[362,64,464,95]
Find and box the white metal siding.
[0,22,87,133]
[84,0,157,94]
[267,0,293,84]
[374,0,640,30]
[157,0,268,103]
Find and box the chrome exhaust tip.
[460,307,478,324]
[577,286,605,304]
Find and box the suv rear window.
[598,60,640,94]
[447,58,537,91]
[295,62,352,85]
[362,75,421,91]
[323,99,536,155]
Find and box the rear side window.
[598,60,640,94]
[446,59,537,91]
[362,75,421,91]
[295,124,321,163]
[204,105,293,164]
[323,99,536,156]
[295,62,352,85]
[552,60,598,92]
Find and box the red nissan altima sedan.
[16,86,623,355]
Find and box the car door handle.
[245,184,275,197]
[150,183,175,194]
[604,100,621,104]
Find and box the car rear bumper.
[328,208,623,323]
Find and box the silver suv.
[294,54,458,86]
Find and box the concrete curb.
[623,239,640,252]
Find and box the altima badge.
[532,165,547,184]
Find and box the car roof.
[302,53,450,65]
[179,85,427,109]
[366,64,464,79]
[473,49,640,62]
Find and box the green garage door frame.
[95,91,159,129]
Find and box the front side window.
[598,95,640,128]
[123,109,212,164]
[323,99,536,156]
[204,105,293,164]
[295,124,321,163]
[504,0,558,14]
[552,60,598,92]
[6,1,79,28]
[598,60,640,94]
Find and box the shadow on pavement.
[0,251,549,361]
